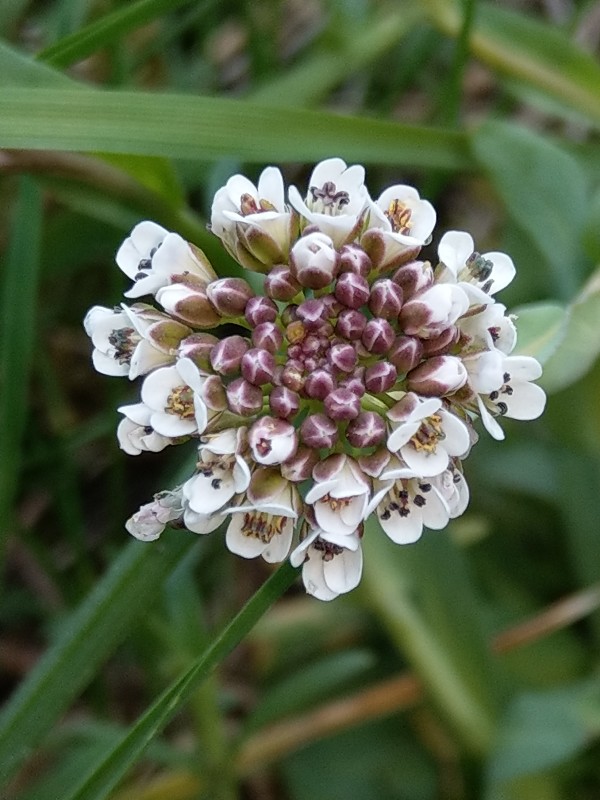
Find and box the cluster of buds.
[84,159,545,601]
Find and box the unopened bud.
[361,317,395,354]
[210,335,249,375]
[324,387,361,420]
[421,325,459,356]
[388,335,423,373]
[336,309,366,340]
[335,272,370,309]
[364,362,397,393]
[270,386,300,419]
[281,304,299,326]
[338,368,366,397]
[241,348,276,385]
[207,277,255,316]
[290,232,339,289]
[338,243,372,277]
[300,413,339,448]
[264,265,301,301]
[281,363,304,392]
[369,279,403,319]
[252,321,283,353]
[281,446,319,482]
[392,260,433,299]
[156,278,221,328]
[304,368,335,400]
[226,377,263,416]
[347,412,386,448]
[245,296,278,327]
[296,299,328,331]
[406,355,467,396]
[328,342,357,373]
[178,332,218,371]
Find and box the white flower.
[387,394,471,477]
[183,506,227,535]
[459,301,517,355]
[116,221,215,298]
[305,454,370,538]
[248,416,298,466]
[431,462,470,519]
[438,231,515,296]
[125,489,183,541]
[183,428,251,515]
[117,402,173,455]
[288,158,369,247]
[290,528,363,601]
[476,355,546,441]
[226,468,299,563]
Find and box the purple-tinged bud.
[347,412,386,448]
[361,318,395,354]
[252,322,283,353]
[328,342,357,373]
[281,446,319,482]
[335,272,370,309]
[264,265,300,301]
[369,279,403,319]
[388,335,423,373]
[399,284,469,339]
[210,335,249,375]
[281,364,304,392]
[178,332,218,371]
[300,414,339,449]
[245,296,278,327]
[156,277,220,328]
[338,373,366,397]
[226,377,263,416]
[338,243,372,277]
[290,232,339,289]
[336,309,366,340]
[324,387,361,420]
[364,362,398,393]
[272,365,284,386]
[241,347,276,385]
[421,325,459,356]
[302,335,321,356]
[387,392,421,423]
[281,304,298,326]
[207,277,255,316]
[304,368,336,400]
[304,357,318,372]
[406,355,468,396]
[358,447,391,478]
[288,343,302,359]
[202,375,228,410]
[270,386,300,419]
[296,299,328,331]
[321,295,343,318]
[392,260,434,299]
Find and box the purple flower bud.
[281,304,298,326]
[241,347,276,385]
[290,232,339,289]
[406,355,467,396]
[252,322,283,353]
[336,309,366,340]
[272,365,284,386]
[324,387,361,421]
[178,332,218,371]
[210,335,249,375]
[361,318,395,354]
[304,368,336,400]
[157,277,221,328]
[321,295,342,318]
[369,279,403,319]
[281,363,305,392]
[270,385,300,419]
[335,272,370,309]
[338,373,366,397]
[347,412,386,448]
[264,265,300,301]
[364,362,398,393]
[245,296,278,327]
[281,446,319,482]
[421,325,459,356]
[207,277,255,316]
[338,243,372,277]
[202,375,228,410]
[300,413,338,448]
[328,342,357,373]
[226,377,263,416]
[296,299,328,331]
[392,260,434,300]
[388,335,423,373]
[302,335,321,356]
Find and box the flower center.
[108,327,139,364]
[410,413,445,453]
[241,511,284,543]
[385,199,413,234]
[166,385,195,419]
[466,251,493,284]
[309,181,350,215]
[239,194,276,215]
[320,494,353,513]
[489,372,512,415]
[313,537,343,561]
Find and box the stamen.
[410,413,445,453]
[108,327,138,364]
[309,182,350,215]
[165,385,195,419]
[239,193,276,216]
[385,199,413,234]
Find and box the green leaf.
[471,120,587,299]
[540,266,600,392]
[487,676,600,786]
[422,0,600,129]
[0,535,195,785]
[0,38,75,88]
[0,177,42,550]
[37,0,196,69]
[511,302,567,364]
[65,562,298,800]
[0,87,471,170]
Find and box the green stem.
[67,561,299,800]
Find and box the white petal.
[324,545,363,594]
[378,504,423,544]
[302,554,338,601]
[438,230,474,275]
[438,411,470,457]
[92,349,130,377]
[400,442,449,478]
[502,381,546,420]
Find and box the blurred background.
[2,0,600,798]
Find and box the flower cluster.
[84,158,545,601]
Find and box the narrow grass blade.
[0,87,471,170]
[65,562,298,800]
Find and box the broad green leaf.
[471,120,587,299]
[0,177,42,550]
[422,0,600,129]
[38,0,196,69]
[64,562,298,800]
[0,535,195,785]
[511,302,567,364]
[0,38,74,88]
[0,87,471,170]
[486,676,600,786]
[540,266,600,392]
